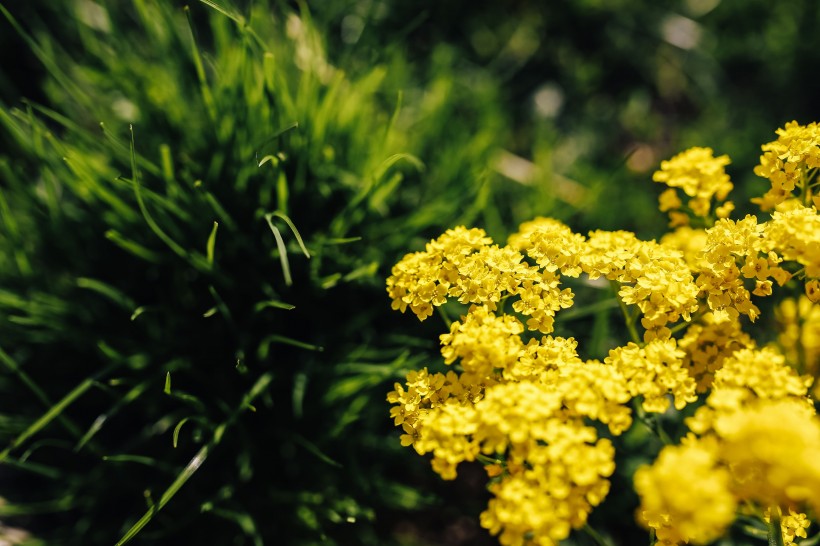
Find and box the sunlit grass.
[0,1,548,544]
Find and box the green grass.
[0,1,549,544]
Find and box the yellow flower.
[583,231,700,340]
[753,121,820,210]
[440,305,525,377]
[507,335,583,380]
[775,296,820,376]
[678,314,755,393]
[764,508,810,546]
[479,423,615,546]
[415,402,481,479]
[653,147,733,221]
[605,339,696,412]
[512,270,574,334]
[555,360,633,435]
[635,437,736,545]
[686,347,812,435]
[695,215,788,322]
[763,203,820,277]
[508,217,585,277]
[806,279,820,303]
[660,226,708,269]
[714,399,820,510]
[658,188,683,212]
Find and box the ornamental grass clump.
[387,121,820,546]
[0,1,548,544]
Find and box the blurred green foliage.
[1,0,819,545]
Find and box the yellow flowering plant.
[386,121,820,546]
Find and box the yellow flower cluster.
[715,399,820,509]
[508,217,585,276]
[695,215,790,321]
[637,346,819,544]
[581,231,699,340]
[604,340,696,413]
[387,121,820,546]
[387,226,492,319]
[660,225,708,268]
[440,305,525,378]
[653,147,734,225]
[387,367,482,449]
[480,425,614,546]
[635,437,736,545]
[764,203,820,278]
[398,368,622,544]
[677,314,755,392]
[753,120,820,210]
[686,347,812,435]
[776,296,820,376]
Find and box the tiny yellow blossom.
[806,279,820,303]
[660,226,708,269]
[764,508,811,546]
[480,424,615,546]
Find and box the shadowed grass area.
[0,1,548,544]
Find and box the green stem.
[793,282,807,375]
[767,506,785,546]
[633,400,672,445]
[803,168,818,206]
[476,453,502,465]
[583,524,614,546]
[436,305,453,328]
[668,310,705,335]
[618,297,643,345]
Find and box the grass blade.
[206,221,218,266]
[0,364,118,462]
[115,373,273,545]
[264,215,292,286]
[0,345,85,442]
[253,299,295,312]
[267,211,310,258]
[257,334,323,358]
[129,126,189,261]
[76,277,136,310]
[184,6,217,124]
